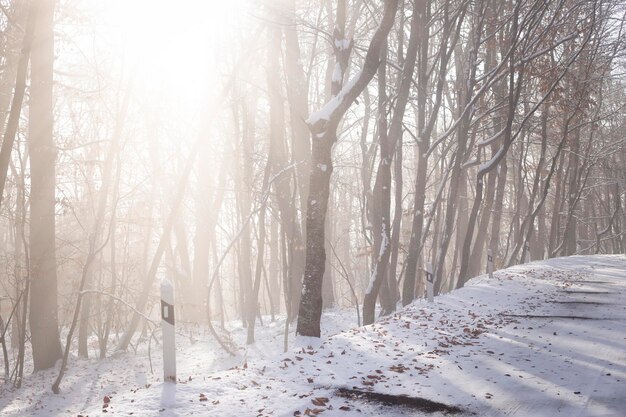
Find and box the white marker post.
[524,243,530,263]
[425,263,434,303]
[487,249,494,279]
[161,279,176,383]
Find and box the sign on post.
[487,249,494,279]
[161,279,176,383]
[425,263,434,303]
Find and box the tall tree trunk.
[488,152,508,268]
[468,155,497,277]
[401,0,430,305]
[404,0,461,301]
[297,0,398,337]
[562,128,582,256]
[281,0,310,319]
[28,0,63,371]
[363,39,392,325]
[232,90,255,329]
[363,0,421,323]
[458,10,524,286]
[269,213,280,315]
[247,160,270,344]
[387,133,403,304]
[507,105,549,265]
[100,153,122,358]
[322,209,335,308]
[548,133,567,257]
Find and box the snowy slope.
[1,255,625,416]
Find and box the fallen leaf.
[311,397,329,406]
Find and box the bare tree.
[297,0,399,337]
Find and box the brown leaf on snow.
[311,397,329,406]
[390,364,409,373]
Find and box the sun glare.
[90,0,248,118]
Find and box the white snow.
[477,127,506,147]
[365,223,389,294]
[334,38,351,51]
[306,70,363,126]
[478,145,507,174]
[2,255,625,417]
[366,227,390,295]
[307,95,340,125]
[332,62,343,84]
[378,224,388,260]
[462,157,479,168]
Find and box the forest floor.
[1,254,625,417]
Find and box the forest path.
[278,255,626,417]
[441,256,626,417]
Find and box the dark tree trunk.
[363,0,422,323]
[297,127,335,336]
[402,0,432,306]
[458,11,523,287]
[363,40,392,325]
[387,133,403,305]
[297,0,398,337]
[489,154,508,268]
[507,105,549,266]
[562,128,581,256]
[322,212,335,309]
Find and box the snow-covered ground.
[1,255,625,416]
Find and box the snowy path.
[314,255,626,417]
[448,256,626,417]
[1,255,624,416]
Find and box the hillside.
[1,255,625,416]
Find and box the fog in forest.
[0,1,625,415]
